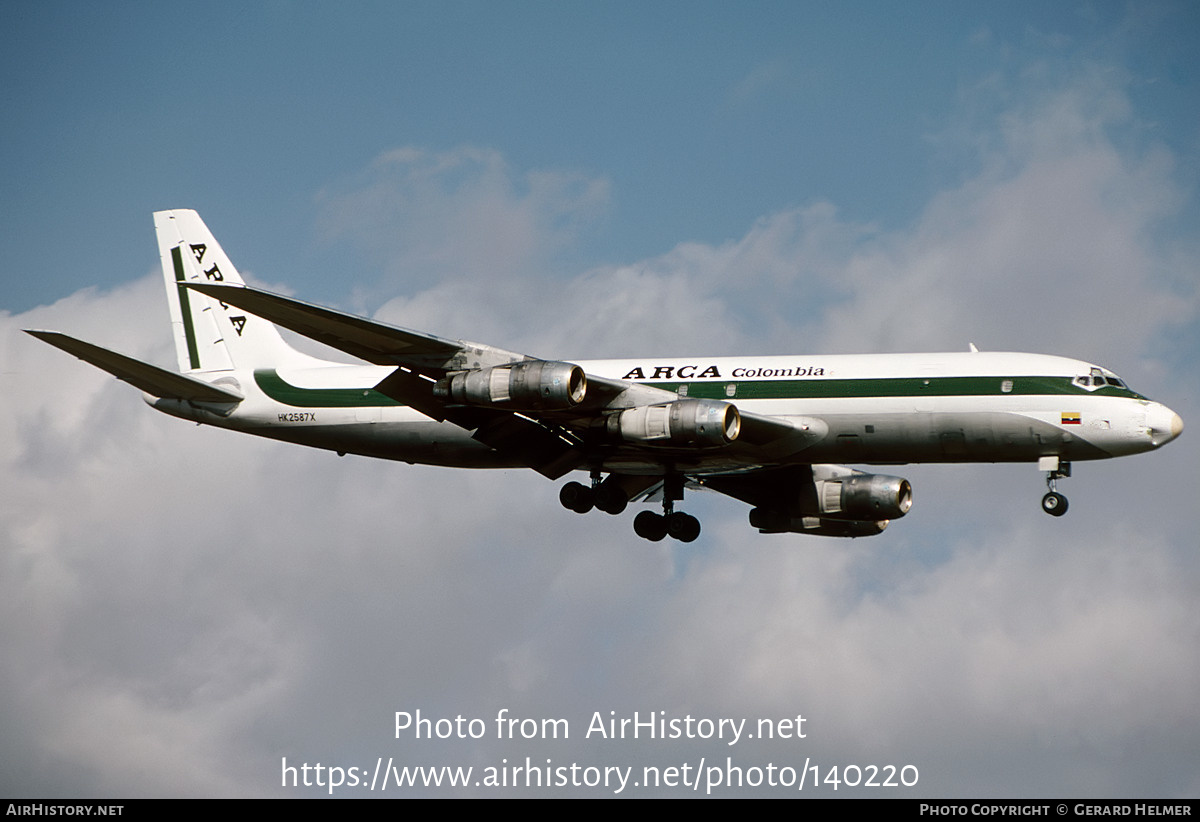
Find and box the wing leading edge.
[184,282,518,370]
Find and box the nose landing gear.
[1039,457,1071,517]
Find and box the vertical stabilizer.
[153,210,316,373]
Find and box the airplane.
[27,210,1184,542]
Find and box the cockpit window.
[1073,369,1128,391]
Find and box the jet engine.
[717,465,912,537]
[813,472,912,521]
[607,399,741,448]
[433,361,586,410]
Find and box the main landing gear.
[1039,457,1071,517]
[559,473,701,543]
[558,475,627,515]
[632,509,701,543]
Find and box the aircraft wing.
[181,282,820,475]
[185,283,601,476]
[184,282,693,417]
[736,410,826,451]
[25,330,244,403]
[184,282,521,371]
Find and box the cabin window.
[677,384,689,396]
[725,383,737,398]
[1001,380,1013,393]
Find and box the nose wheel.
[1039,458,1071,517]
[1041,491,1068,516]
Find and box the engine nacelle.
[814,473,912,521]
[734,465,912,536]
[749,508,889,537]
[433,361,586,410]
[608,399,740,448]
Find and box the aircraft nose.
[1146,403,1183,447]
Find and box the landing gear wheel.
[559,481,594,514]
[634,511,668,541]
[666,512,701,543]
[1041,492,1068,517]
[594,483,629,515]
[1040,460,1071,518]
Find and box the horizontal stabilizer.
[25,330,243,403]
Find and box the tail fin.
[153,210,316,373]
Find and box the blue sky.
[2,1,1198,798]
[6,2,1195,311]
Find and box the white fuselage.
[150,351,1182,473]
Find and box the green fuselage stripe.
[171,246,201,370]
[254,369,1144,409]
[652,375,1143,401]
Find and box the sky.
[2,0,1198,798]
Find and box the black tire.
[633,510,667,541]
[1041,492,1069,517]
[559,481,594,514]
[594,483,628,515]
[667,512,701,543]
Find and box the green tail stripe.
[254,370,401,407]
[171,246,201,370]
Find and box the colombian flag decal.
[1062,412,1082,425]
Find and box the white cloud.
[315,146,610,306]
[339,64,1196,375]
